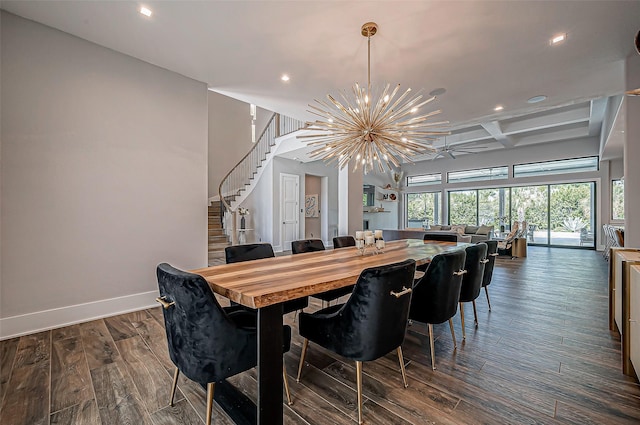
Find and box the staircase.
[208,201,230,265]
[218,113,306,244]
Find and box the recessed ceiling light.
[494,105,504,111]
[551,33,567,45]
[281,74,290,82]
[527,95,547,104]
[139,7,152,17]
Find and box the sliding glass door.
[443,182,596,248]
[511,186,549,244]
[511,182,595,247]
[549,183,595,247]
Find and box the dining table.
[191,239,469,425]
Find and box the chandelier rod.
[367,26,371,98]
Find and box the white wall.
[208,91,271,198]
[0,12,208,339]
[270,157,339,251]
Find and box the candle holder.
[355,230,385,255]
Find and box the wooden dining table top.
[191,239,469,309]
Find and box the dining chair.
[459,243,488,339]
[333,235,356,248]
[155,263,293,425]
[291,238,325,253]
[291,238,354,307]
[296,259,416,425]
[225,243,309,313]
[481,240,498,311]
[497,222,519,258]
[409,251,467,370]
[423,233,458,242]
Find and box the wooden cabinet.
[630,265,640,379]
[609,248,640,376]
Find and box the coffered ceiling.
[2,1,638,160]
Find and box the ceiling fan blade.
[447,151,456,160]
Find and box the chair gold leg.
[448,319,457,349]
[397,347,408,388]
[169,368,180,406]
[428,324,436,371]
[485,286,492,311]
[472,300,478,327]
[296,338,309,382]
[206,382,215,425]
[460,303,466,340]
[356,361,363,425]
[283,364,293,405]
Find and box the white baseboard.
[0,290,159,340]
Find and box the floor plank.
[90,360,154,425]
[50,399,101,425]
[0,336,19,409]
[80,320,121,369]
[0,332,51,425]
[50,336,94,413]
[115,335,182,413]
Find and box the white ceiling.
[2,0,638,159]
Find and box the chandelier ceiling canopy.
[299,22,450,174]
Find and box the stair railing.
[218,113,305,244]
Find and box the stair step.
[209,242,231,250]
[209,236,228,243]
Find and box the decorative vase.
[240,216,246,229]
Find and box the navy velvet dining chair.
[296,259,416,424]
[291,238,354,307]
[333,235,356,248]
[481,240,499,311]
[225,243,308,313]
[459,243,488,339]
[409,250,467,370]
[155,263,293,425]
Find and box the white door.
[280,173,299,250]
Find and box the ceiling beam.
[501,104,591,135]
[588,97,608,137]
[481,121,516,148]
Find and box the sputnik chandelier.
[298,22,449,174]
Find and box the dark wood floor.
[2,246,640,424]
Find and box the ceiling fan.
[431,137,487,160]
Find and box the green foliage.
[612,179,624,220]
[407,192,439,222]
[449,191,477,225]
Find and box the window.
[406,192,441,227]
[478,188,510,228]
[612,179,624,220]
[447,166,508,183]
[407,173,442,187]
[513,156,598,178]
[449,190,478,225]
[363,185,375,207]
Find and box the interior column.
[624,52,640,247]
